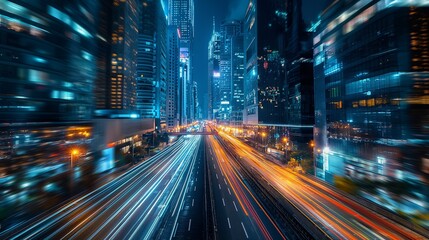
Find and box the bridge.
[168,131,217,136]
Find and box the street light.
[261,132,267,152]
[70,149,79,170]
[283,137,288,159]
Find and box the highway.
[206,135,288,240]
[0,135,202,240]
[2,124,426,240]
[218,131,428,240]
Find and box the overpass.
[168,131,217,136]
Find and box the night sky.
[194,0,332,116]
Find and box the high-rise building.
[168,0,194,40]
[231,34,245,128]
[167,26,180,130]
[137,0,167,129]
[208,24,222,120]
[283,0,315,152]
[193,81,200,120]
[0,0,98,199]
[95,1,114,110]
[168,0,194,124]
[313,0,429,182]
[109,0,139,110]
[219,20,243,125]
[243,0,287,125]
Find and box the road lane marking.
[218,184,221,190]
[188,219,192,231]
[216,174,218,179]
[194,186,196,191]
[213,164,216,169]
[173,222,179,237]
[222,198,226,206]
[192,198,194,207]
[241,222,249,238]
[195,177,197,182]
[224,178,227,185]
[228,188,231,195]
[227,218,231,229]
[233,201,238,212]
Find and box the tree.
[334,176,358,195]
[287,158,299,169]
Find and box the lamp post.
[69,149,79,191]
[70,149,79,170]
[261,132,267,152]
[283,137,288,160]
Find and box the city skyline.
[1,0,428,239]
[193,0,331,118]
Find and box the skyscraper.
[219,20,243,125]
[243,0,287,125]
[313,0,429,183]
[283,0,315,153]
[109,0,139,110]
[168,0,194,40]
[137,0,168,129]
[231,33,245,128]
[208,25,222,121]
[193,81,200,120]
[167,26,180,130]
[168,0,194,124]
[0,0,98,199]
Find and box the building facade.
[208,27,222,121]
[231,34,245,128]
[284,0,315,151]
[221,21,244,127]
[168,0,194,124]
[0,0,99,205]
[137,0,167,129]
[313,0,429,182]
[109,0,138,110]
[167,26,180,130]
[216,20,243,124]
[243,0,287,125]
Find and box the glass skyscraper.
[168,0,194,124]
[243,0,287,125]
[208,28,222,121]
[217,20,242,124]
[313,0,429,183]
[0,0,98,203]
[167,26,180,130]
[109,0,138,110]
[137,0,168,129]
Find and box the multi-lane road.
[1,136,202,239]
[2,127,428,239]
[206,135,288,240]
[218,131,428,240]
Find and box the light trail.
[208,135,287,240]
[218,131,427,240]
[1,136,202,240]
